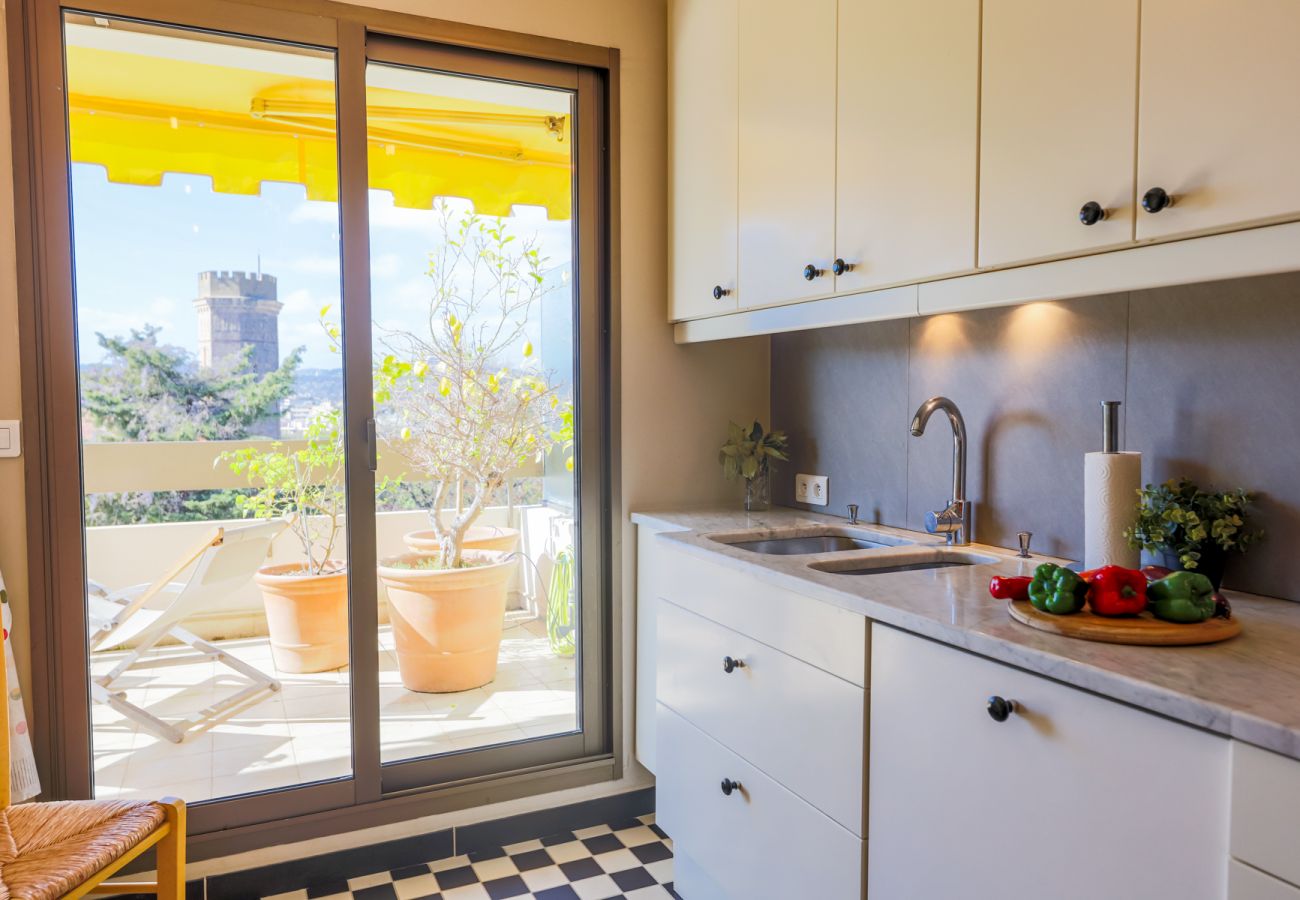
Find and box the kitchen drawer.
[1232,741,1300,887]
[657,597,865,834]
[657,541,866,686]
[1231,861,1300,900]
[657,703,864,900]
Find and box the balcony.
[84,439,577,804]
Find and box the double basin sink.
[707,525,998,576]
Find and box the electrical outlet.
[794,473,829,507]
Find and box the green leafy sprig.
[1125,477,1262,570]
[719,421,789,482]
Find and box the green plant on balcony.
[223,408,346,577]
[222,408,349,673]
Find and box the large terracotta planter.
[403,525,520,555]
[378,551,514,692]
[254,562,349,674]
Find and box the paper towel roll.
[1084,451,1142,569]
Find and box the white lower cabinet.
[656,704,864,900]
[1231,862,1300,900]
[1230,741,1300,891]
[868,625,1231,899]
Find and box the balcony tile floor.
[91,614,577,804]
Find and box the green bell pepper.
[1027,563,1088,615]
[1147,571,1216,624]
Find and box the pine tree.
[81,325,303,525]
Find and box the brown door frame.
[6,0,620,853]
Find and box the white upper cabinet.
[668,0,739,321]
[737,0,837,309]
[835,0,979,292]
[978,0,1139,268]
[1136,0,1300,241]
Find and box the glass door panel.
[65,14,353,803]
[363,61,581,766]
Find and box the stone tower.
[194,270,284,437]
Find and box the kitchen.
[0,0,1297,898]
[644,0,1300,897]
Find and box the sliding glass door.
[66,12,355,808]
[35,0,608,831]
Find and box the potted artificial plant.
[376,206,559,693]
[1126,477,1262,590]
[225,408,348,673]
[720,420,789,512]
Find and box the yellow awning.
[64,24,573,219]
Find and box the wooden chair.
[0,632,186,898]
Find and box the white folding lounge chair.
[87,518,289,743]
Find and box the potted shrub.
[224,408,348,673]
[1125,477,1263,589]
[376,206,560,692]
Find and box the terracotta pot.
[254,562,349,674]
[377,551,513,692]
[403,525,521,555]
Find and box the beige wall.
[0,0,770,803]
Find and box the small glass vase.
[744,470,771,512]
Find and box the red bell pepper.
[989,575,1032,602]
[1084,565,1148,617]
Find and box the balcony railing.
[82,439,560,647]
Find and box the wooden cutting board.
[1008,599,1241,646]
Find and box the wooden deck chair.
[87,518,289,743]
[0,630,186,897]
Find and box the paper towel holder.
[1101,400,1121,453]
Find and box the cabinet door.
[869,626,1230,900]
[1137,0,1300,241]
[835,0,979,291]
[668,0,738,320]
[978,0,1138,267]
[737,0,837,308]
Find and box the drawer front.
[657,540,867,685]
[1232,741,1300,887]
[657,598,865,834]
[657,703,864,900]
[870,625,1229,899]
[1231,862,1300,900]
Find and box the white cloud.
[371,252,402,279]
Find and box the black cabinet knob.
[803,263,823,281]
[722,655,746,674]
[721,778,742,796]
[831,258,854,276]
[712,285,730,300]
[1079,201,1107,226]
[987,695,1017,723]
[1142,187,1173,213]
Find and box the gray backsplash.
[771,271,1300,601]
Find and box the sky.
[69,165,574,371]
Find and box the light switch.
[0,420,20,458]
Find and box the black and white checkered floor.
[264,815,679,900]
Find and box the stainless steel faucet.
[909,396,970,545]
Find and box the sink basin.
[726,535,893,555]
[808,549,999,576]
[708,527,912,556]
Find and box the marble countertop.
[631,505,1300,761]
